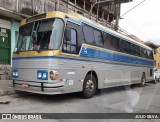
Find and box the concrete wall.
[0,19,11,29]
[0,19,19,80]
[11,21,20,65]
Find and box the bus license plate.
[22,83,29,88]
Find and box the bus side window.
[131,44,140,56]
[83,25,95,44]
[93,29,103,47]
[119,39,131,54]
[63,27,78,54]
[140,47,148,58]
[147,50,153,59]
[104,33,119,51]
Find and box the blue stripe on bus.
[80,47,154,66]
[12,54,153,68]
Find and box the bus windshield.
[15,18,64,52]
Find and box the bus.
[12,11,154,98]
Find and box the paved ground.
[0,81,160,122]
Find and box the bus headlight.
[12,69,18,78]
[42,72,47,79]
[37,72,42,78]
[37,70,48,80]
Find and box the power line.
[121,0,147,18]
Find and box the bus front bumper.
[13,80,65,95]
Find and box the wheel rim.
[86,79,95,94]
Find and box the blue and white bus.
[12,11,154,98]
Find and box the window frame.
[93,29,104,47]
[82,24,95,45]
[82,24,104,47]
[103,32,120,51]
[119,39,131,54]
[62,26,78,54]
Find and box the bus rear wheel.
[140,73,146,87]
[81,74,97,98]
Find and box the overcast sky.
[119,0,160,45]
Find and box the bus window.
[140,47,148,58]
[17,18,64,52]
[131,44,140,56]
[147,49,153,59]
[83,25,95,44]
[35,31,51,50]
[63,27,78,54]
[104,33,119,51]
[131,44,136,55]
[119,39,131,54]
[93,29,103,47]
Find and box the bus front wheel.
[81,74,97,98]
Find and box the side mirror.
[64,27,71,41]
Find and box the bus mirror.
[65,27,71,41]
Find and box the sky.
[119,0,160,45]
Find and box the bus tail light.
[50,71,58,80]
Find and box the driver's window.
[63,27,78,54]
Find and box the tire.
[81,74,97,98]
[158,76,160,82]
[140,73,146,87]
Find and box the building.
[154,47,160,69]
[0,0,132,79]
[145,42,160,69]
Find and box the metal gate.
[0,27,11,64]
